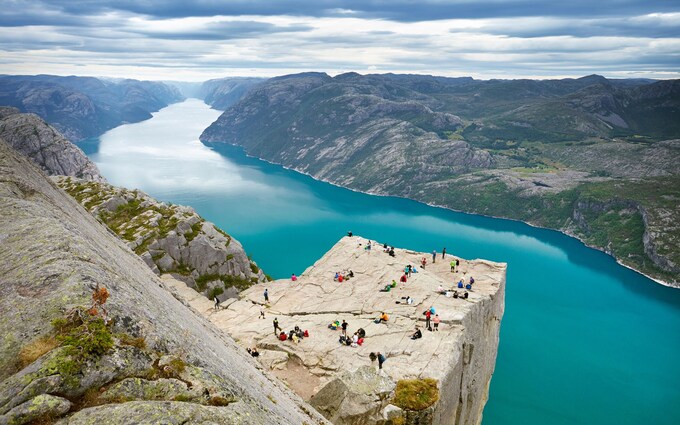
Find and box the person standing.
[450,259,456,272]
[433,314,440,331]
[442,247,446,258]
[432,250,436,263]
[214,296,220,311]
[264,288,269,303]
[425,309,432,330]
[273,318,282,335]
[341,320,348,337]
[377,352,386,370]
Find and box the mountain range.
[201,72,680,286]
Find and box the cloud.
[0,1,678,80]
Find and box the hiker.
[425,309,432,330]
[410,326,422,340]
[377,352,386,369]
[450,260,456,272]
[291,274,298,281]
[442,247,446,258]
[264,288,269,302]
[421,257,427,269]
[214,296,220,310]
[273,318,282,335]
[259,309,265,319]
[341,320,348,337]
[432,250,436,263]
[433,314,440,331]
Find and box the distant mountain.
[201,72,680,286]
[198,77,266,110]
[0,75,183,140]
[0,106,103,181]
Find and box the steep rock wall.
[0,139,327,424]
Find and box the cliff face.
[55,177,267,299]
[0,107,103,182]
[0,75,183,140]
[167,236,506,424]
[199,77,266,110]
[0,139,327,424]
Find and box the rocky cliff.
[0,75,183,140]
[55,177,267,299]
[166,236,506,425]
[199,77,266,110]
[0,139,328,424]
[0,107,104,182]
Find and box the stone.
[101,378,193,403]
[310,366,396,425]
[0,394,71,425]
[382,404,403,421]
[0,112,104,181]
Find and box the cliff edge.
[167,236,506,424]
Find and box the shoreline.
[204,141,677,289]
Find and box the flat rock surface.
[165,236,506,401]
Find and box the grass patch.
[250,262,259,274]
[391,378,439,411]
[19,335,59,368]
[207,286,224,300]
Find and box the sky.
[1,0,679,81]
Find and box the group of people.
[246,347,260,357]
[333,270,354,282]
[277,324,309,343]
[382,243,396,257]
[457,276,475,290]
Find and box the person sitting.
[348,270,354,278]
[469,276,475,285]
[351,332,359,347]
[338,274,344,282]
[279,332,287,341]
[457,280,464,288]
[383,243,388,251]
[410,326,423,340]
[421,257,427,268]
[411,266,418,273]
[406,295,414,305]
[292,333,299,344]
[388,248,395,257]
[291,273,298,281]
[380,284,392,292]
[334,272,339,281]
[357,337,364,346]
[465,283,472,290]
[347,231,353,237]
[453,290,459,299]
[357,328,366,338]
[375,312,389,323]
[463,291,469,299]
[391,279,397,288]
[400,274,407,283]
[437,284,445,294]
[247,347,260,357]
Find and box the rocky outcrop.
[0,108,103,181]
[0,139,328,424]
[167,236,507,424]
[0,75,183,140]
[199,77,266,110]
[55,177,267,299]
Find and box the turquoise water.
[81,99,680,425]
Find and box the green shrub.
[391,378,439,411]
[207,286,224,300]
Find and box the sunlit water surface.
[80,99,680,425]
